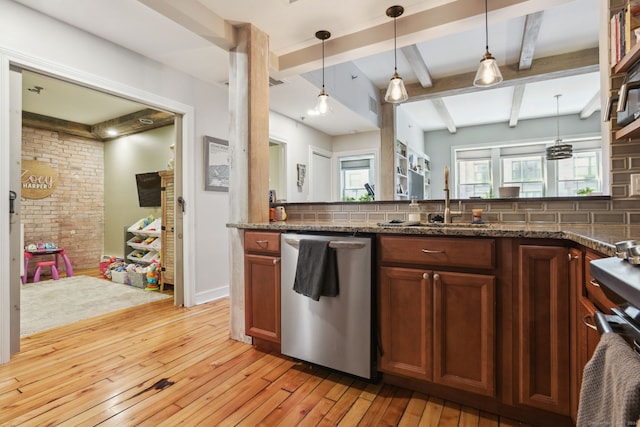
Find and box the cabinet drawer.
[245,231,281,254]
[585,277,619,313]
[379,236,495,269]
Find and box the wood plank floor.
[1,271,531,426]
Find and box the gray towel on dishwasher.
[577,332,640,427]
[293,239,339,301]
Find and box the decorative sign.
[21,160,58,199]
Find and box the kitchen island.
[231,221,639,427]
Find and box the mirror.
[270,0,604,202]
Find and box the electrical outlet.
[631,174,640,197]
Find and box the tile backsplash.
[279,197,640,225]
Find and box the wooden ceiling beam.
[431,98,456,134]
[509,84,526,128]
[23,109,175,141]
[518,11,544,70]
[401,44,433,88]
[580,90,601,119]
[401,47,599,102]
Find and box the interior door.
[310,150,331,202]
[9,67,22,352]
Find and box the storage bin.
[111,270,128,284]
[129,271,147,289]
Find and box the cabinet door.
[379,266,432,380]
[433,271,496,396]
[244,253,280,343]
[517,245,570,415]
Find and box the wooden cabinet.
[378,236,496,397]
[244,231,281,350]
[516,244,570,416]
[159,170,174,291]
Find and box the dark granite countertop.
[229,221,640,257]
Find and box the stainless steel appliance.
[280,233,374,379]
[617,63,640,127]
[590,257,640,347]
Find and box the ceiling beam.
[137,0,237,50]
[431,98,456,133]
[275,0,530,76]
[509,84,526,127]
[23,109,175,142]
[401,47,599,102]
[401,45,432,88]
[580,90,602,119]
[518,11,544,70]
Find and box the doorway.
[5,65,191,356]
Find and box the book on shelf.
[612,1,640,66]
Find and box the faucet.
[442,166,461,224]
[443,189,462,223]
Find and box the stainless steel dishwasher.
[280,233,374,379]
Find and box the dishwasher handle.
[284,238,366,250]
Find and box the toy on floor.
[145,262,160,291]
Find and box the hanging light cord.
[321,38,326,89]
[556,94,561,143]
[393,15,398,71]
[484,0,489,51]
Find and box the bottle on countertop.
[408,197,421,222]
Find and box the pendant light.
[546,94,573,160]
[315,30,331,116]
[473,0,503,87]
[384,5,408,103]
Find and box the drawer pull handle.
[421,249,444,254]
[273,258,280,265]
[568,254,579,261]
[422,273,429,280]
[582,314,597,331]
[589,279,600,288]
[255,240,269,248]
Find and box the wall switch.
[631,174,640,197]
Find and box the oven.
[590,256,640,350]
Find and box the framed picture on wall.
[204,136,229,192]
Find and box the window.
[339,156,374,201]
[453,138,602,198]
[556,151,602,196]
[502,155,544,198]
[458,159,491,198]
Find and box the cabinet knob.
[422,272,429,280]
[273,258,280,265]
[568,254,579,261]
[589,279,600,288]
[433,273,440,281]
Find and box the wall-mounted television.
[135,172,162,207]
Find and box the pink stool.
[33,260,59,282]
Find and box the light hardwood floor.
[2,270,531,426]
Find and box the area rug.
[21,275,171,336]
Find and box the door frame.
[0,50,197,363]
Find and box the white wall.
[104,126,174,257]
[269,111,332,202]
[0,0,230,310]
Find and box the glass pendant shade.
[385,71,409,103]
[473,50,503,87]
[316,88,329,116]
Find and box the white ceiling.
[14,0,602,136]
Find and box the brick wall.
[21,127,104,276]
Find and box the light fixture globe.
[473,0,503,88]
[315,30,331,116]
[385,5,409,103]
[473,49,503,87]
